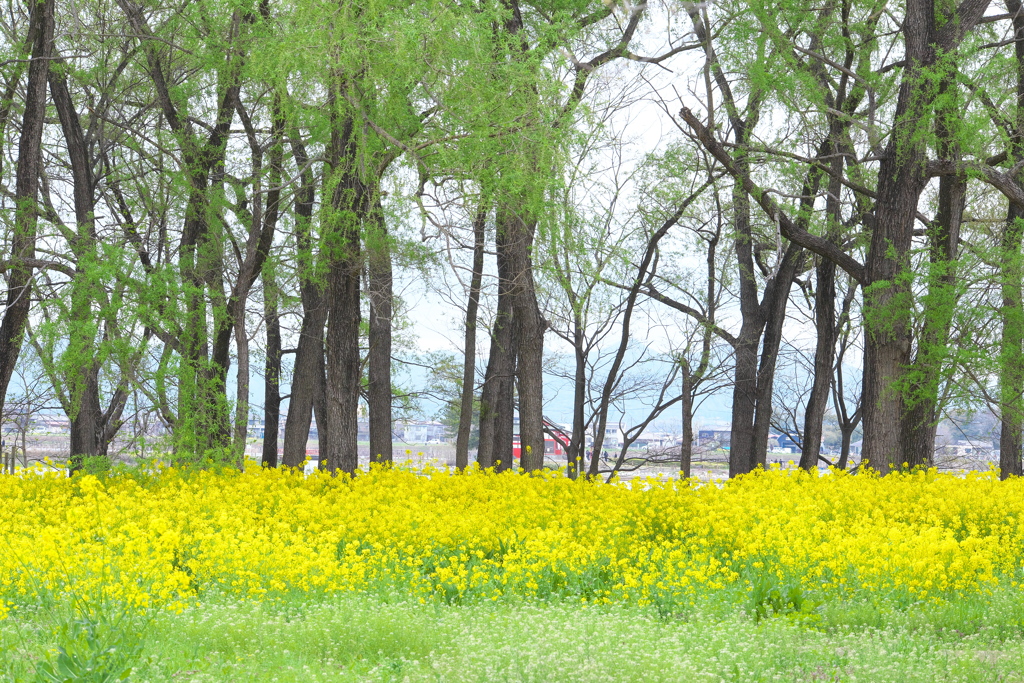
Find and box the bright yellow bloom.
[0,465,1018,617]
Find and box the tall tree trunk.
[727,173,762,477]
[456,202,487,470]
[479,226,517,471]
[800,257,836,471]
[281,133,323,468]
[366,195,393,465]
[322,107,362,476]
[262,268,282,468]
[503,209,545,472]
[901,173,965,469]
[258,105,285,468]
[49,65,103,471]
[900,73,966,470]
[568,313,587,479]
[1000,208,1024,479]
[314,345,330,467]
[1000,0,1024,480]
[800,150,843,470]
[680,369,694,478]
[493,317,518,473]
[232,307,250,466]
[0,0,53,444]
[859,0,989,472]
[749,246,804,470]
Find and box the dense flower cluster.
[0,464,1019,616]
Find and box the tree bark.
[478,225,517,471]
[502,208,545,472]
[1000,207,1024,480]
[456,202,487,470]
[366,195,393,465]
[49,65,104,471]
[322,106,362,476]
[999,0,1024,480]
[259,107,285,468]
[262,268,282,468]
[861,0,989,473]
[680,370,694,478]
[800,150,843,470]
[281,132,324,468]
[568,312,587,479]
[0,0,53,448]
[749,246,804,471]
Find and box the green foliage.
[6,593,1024,681]
[31,609,144,683]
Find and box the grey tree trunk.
[366,196,393,465]
[900,72,966,470]
[1001,204,1024,479]
[503,210,545,472]
[456,203,487,470]
[861,0,988,472]
[322,107,362,476]
[999,0,1024,480]
[49,65,103,471]
[680,371,694,478]
[568,314,587,479]
[479,224,518,471]
[800,148,844,470]
[800,256,836,471]
[262,268,282,468]
[749,245,804,471]
[0,0,53,448]
[259,109,285,468]
[281,133,325,468]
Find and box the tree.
[0,0,54,453]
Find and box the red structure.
[512,430,568,461]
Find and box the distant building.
[588,423,624,447]
[396,421,448,443]
[697,429,731,448]
[769,432,800,453]
[33,414,70,434]
[935,439,994,461]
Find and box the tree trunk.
[568,313,587,479]
[1000,0,1024,480]
[800,149,843,470]
[859,0,983,472]
[232,306,250,467]
[900,73,966,470]
[281,133,323,468]
[838,427,853,471]
[749,245,804,471]
[262,268,282,468]
[456,202,487,470]
[479,225,518,471]
[800,257,836,470]
[1001,206,1024,479]
[729,329,760,476]
[0,0,53,443]
[49,65,104,471]
[502,209,545,472]
[259,114,285,468]
[727,159,764,476]
[366,195,393,465]
[314,344,331,468]
[680,371,693,478]
[322,108,362,476]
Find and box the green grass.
[4,592,1024,682]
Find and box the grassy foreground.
[4,592,1024,681]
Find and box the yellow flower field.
[0,465,1020,618]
